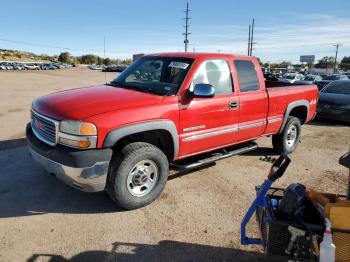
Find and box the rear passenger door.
[179,59,239,157]
[233,59,268,141]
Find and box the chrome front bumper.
[29,148,110,192]
[26,122,112,192]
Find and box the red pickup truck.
[27,53,318,209]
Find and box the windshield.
[111,56,194,96]
[325,75,341,80]
[322,81,350,95]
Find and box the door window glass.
[192,59,233,95]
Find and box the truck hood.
[32,84,164,120]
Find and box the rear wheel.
[106,142,169,210]
[272,116,301,154]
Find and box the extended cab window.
[111,57,194,96]
[234,60,260,92]
[192,59,233,95]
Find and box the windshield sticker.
[164,86,172,91]
[168,61,189,69]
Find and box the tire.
[106,142,169,210]
[272,116,301,154]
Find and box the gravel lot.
[0,67,116,142]
[0,68,349,262]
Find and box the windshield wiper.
[108,81,165,95]
[108,80,124,87]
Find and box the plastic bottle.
[319,218,335,262]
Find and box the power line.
[182,1,191,52]
[0,37,130,54]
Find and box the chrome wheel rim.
[286,124,298,148]
[127,160,158,197]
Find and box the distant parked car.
[89,65,103,70]
[343,72,350,78]
[278,73,304,83]
[316,74,349,90]
[295,74,323,85]
[102,65,127,72]
[263,72,279,81]
[317,80,350,123]
[5,63,14,70]
[0,63,7,70]
[12,63,24,70]
[24,63,40,70]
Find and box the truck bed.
[263,80,318,135]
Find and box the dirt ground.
[0,67,116,141]
[0,68,349,262]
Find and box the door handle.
[229,101,239,109]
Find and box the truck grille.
[31,110,59,146]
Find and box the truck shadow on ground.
[0,146,219,218]
[0,146,122,218]
[26,240,266,262]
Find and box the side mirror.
[191,83,215,98]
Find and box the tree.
[278,61,292,68]
[58,52,71,63]
[78,54,99,65]
[103,57,112,65]
[315,56,335,69]
[339,56,350,71]
[306,62,314,69]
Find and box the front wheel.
[272,116,301,154]
[106,142,169,210]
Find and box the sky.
[1,0,350,63]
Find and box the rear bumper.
[26,123,113,192]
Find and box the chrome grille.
[31,110,59,146]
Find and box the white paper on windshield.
[168,61,189,69]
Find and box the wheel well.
[112,130,174,160]
[289,106,308,124]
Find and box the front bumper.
[26,123,113,192]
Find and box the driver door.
[178,59,239,158]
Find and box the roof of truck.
[147,52,252,60]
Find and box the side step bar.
[171,142,258,171]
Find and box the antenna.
[182,1,191,52]
[104,36,107,84]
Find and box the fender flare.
[279,100,310,133]
[103,120,179,160]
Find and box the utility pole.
[250,18,255,56]
[248,24,251,55]
[333,43,342,73]
[104,36,107,84]
[183,1,191,52]
[247,18,255,56]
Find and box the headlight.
[59,120,97,149]
[60,120,97,135]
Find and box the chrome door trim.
[182,126,238,142]
[267,117,283,124]
[238,121,266,131]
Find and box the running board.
[171,142,258,171]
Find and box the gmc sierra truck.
[26,53,318,209]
